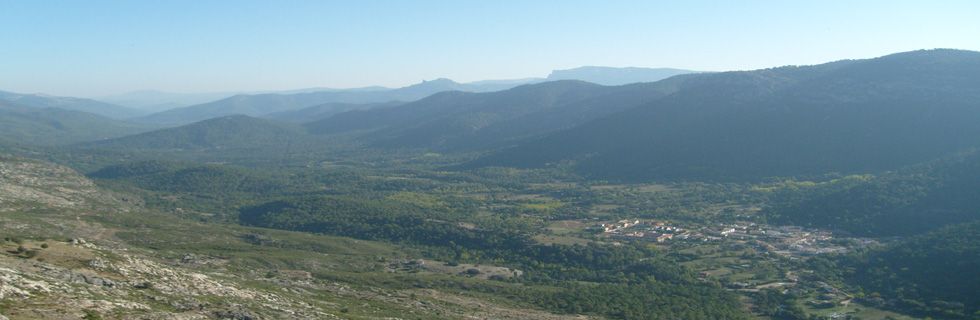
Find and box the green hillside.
[470,49,980,181]
[86,115,310,150]
[812,221,980,319]
[766,151,980,236]
[0,101,149,146]
[264,101,400,123]
[308,80,683,151]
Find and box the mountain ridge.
[467,49,980,181]
[85,115,309,151]
[131,66,698,126]
[0,101,150,146]
[133,78,537,126]
[303,79,687,151]
[0,90,144,119]
[547,66,695,85]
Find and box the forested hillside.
[810,221,980,319]
[239,195,750,319]
[264,101,401,123]
[766,151,980,236]
[308,79,684,151]
[0,101,149,146]
[86,115,310,151]
[470,49,980,181]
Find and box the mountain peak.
[423,78,458,84]
[410,78,462,89]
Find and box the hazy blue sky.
[2,0,979,97]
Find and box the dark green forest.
[809,222,980,318]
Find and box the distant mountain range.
[86,115,307,151]
[132,78,537,126]
[305,80,682,151]
[83,49,980,184]
[0,90,144,119]
[264,101,402,123]
[546,66,694,86]
[15,49,980,185]
[124,66,697,126]
[97,90,241,113]
[0,101,148,146]
[0,65,697,127]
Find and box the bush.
[83,310,103,320]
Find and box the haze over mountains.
[304,80,683,151]
[97,90,241,113]
[0,64,697,151]
[0,90,144,119]
[70,49,980,185]
[105,66,696,126]
[86,115,307,151]
[0,100,148,146]
[132,78,485,125]
[546,66,694,86]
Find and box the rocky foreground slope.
[0,155,588,319]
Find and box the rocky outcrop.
[0,156,100,209]
[0,242,327,319]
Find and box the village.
[592,218,872,259]
[587,218,884,316]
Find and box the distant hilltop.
[547,66,696,85]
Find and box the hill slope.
[96,90,238,113]
[766,151,980,236]
[135,78,532,125]
[827,221,980,319]
[308,80,685,151]
[263,101,400,123]
[471,49,980,181]
[86,115,309,150]
[0,101,149,146]
[0,90,144,119]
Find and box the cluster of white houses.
[592,219,873,257]
[594,219,682,243]
[594,219,637,232]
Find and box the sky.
[2,0,979,97]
